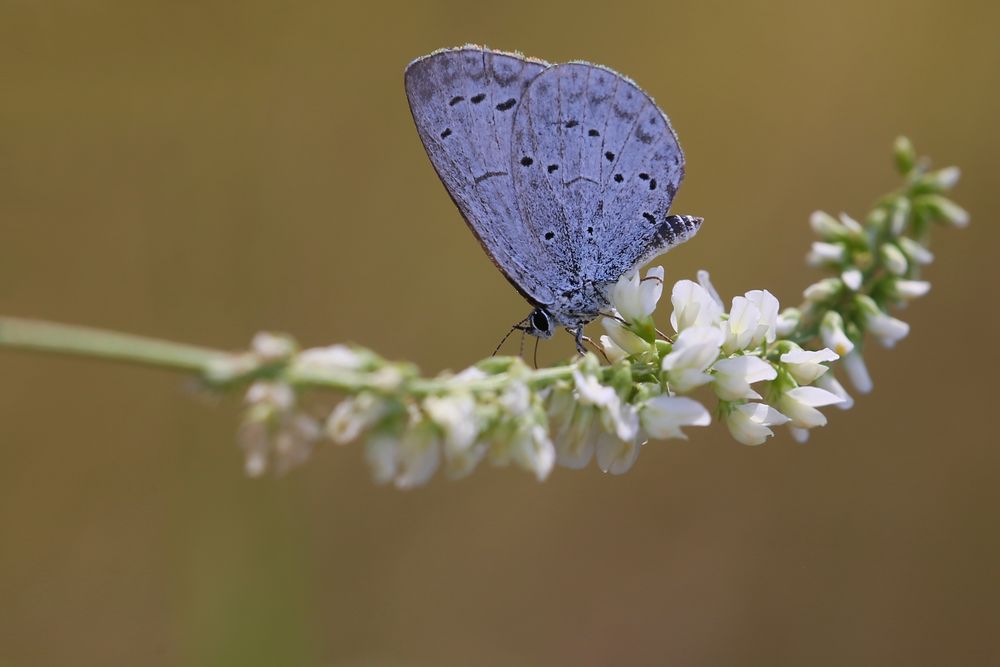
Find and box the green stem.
[0,316,228,372]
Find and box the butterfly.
[405,45,702,352]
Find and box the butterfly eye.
[531,310,550,333]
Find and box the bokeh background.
[2,1,998,665]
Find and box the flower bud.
[893,136,916,175]
[915,194,969,228]
[880,243,908,276]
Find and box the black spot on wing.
[440,128,452,139]
[471,93,486,104]
[496,98,517,111]
[449,96,464,106]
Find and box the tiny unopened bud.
[880,243,908,276]
[841,268,863,291]
[915,194,969,228]
[809,211,846,240]
[919,166,961,191]
[898,237,934,265]
[893,136,916,175]
[890,198,910,236]
[892,279,931,300]
[803,278,842,303]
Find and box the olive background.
[2,1,998,665]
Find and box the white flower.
[776,308,801,337]
[803,278,842,303]
[603,400,640,442]
[776,387,843,429]
[599,334,628,363]
[892,279,931,300]
[364,433,398,485]
[838,212,865,238]
[779,348,839,385]
[820,311,855,357]
[594,429,641,475]
[670,279,723,332]
[640,395,711,440]
[554,405,597,469]
[499,380,532,416]
[610,266,664,323]
[424,393,479,452]
[251,331,296,361]
[925,166,961,190]
[815,372,854,410]
[841,267,863,291]
[326,393,386,444]
[857,296,909,347]
[724,403,789,446]
[898,237,934,265]
[744,290,779,347]
[245,381,295,411]
[809,211,846,239]
[919,194,969,227]
[712,356,777,401]
[271,413,321,475]
[294,344,365,372]
[789,427,811,444]
[573,370,618,408]
[842,350,873,394]
[807,241,846,266]
[394,421,441,489]
[662,326,724,393]
[880,243,908,276]
[573,370,637,441]
[510,424,556,481]
[601,318,650,356]
[697,270,725,308]
[722,296,761,353]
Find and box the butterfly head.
[522,307,555,340]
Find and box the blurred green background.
[2,1,998,665]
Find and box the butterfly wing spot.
[638,172,649,180]
[649,179,657,190]
[544,231,555,240]
[588,129,600,137]
[449,96,465,106]
[565,119,579,128]
[642,212,656,224]
[470,93,486,104]
[440,128,452,138]
[496,98,517,111]
[547,164,559,173]
[613,173,623,183]
[604,151,615,162]
[586,226,594,234]
[520,156,533,166]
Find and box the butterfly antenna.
[492,325,518,357]
[519,328,526,359]
[533,335,540,369]
[581,335,611,364]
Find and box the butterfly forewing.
[404,46,555,306]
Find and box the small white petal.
[712,356,776,401]
[725,403,789,446]
[843,351,873,394]
[898,237,934,265]
[595,430,641,475]
[670,279,723,332]
[601,318,650,356]
[780,348,839,385]
[815,373,854,410]
[573,370,618,408]
[841,267,863,291]
[893,280,931,300]
[641,395,711,440]
[599,334,629,363]
[789,427,811,443]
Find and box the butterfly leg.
[572,326,588,355]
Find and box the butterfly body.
[405,46,702,345]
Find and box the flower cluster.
[235,138,967,486]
